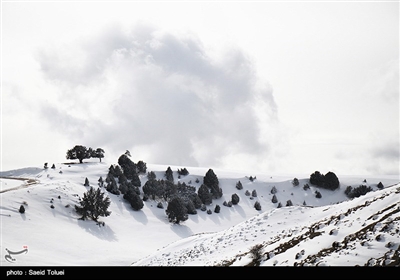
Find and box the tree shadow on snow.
[170,223,193,238]
[77,219,118,242]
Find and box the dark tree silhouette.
[165,166,174,183]
[198,184,212,205]
[66,145,91,163]
[204,169,222,199]
[231,193,240,205]
[92,148,105,162]
[166,197,188,224]
[123,189,144,211]
[75,187,111,221]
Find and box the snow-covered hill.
[1,160,399,266]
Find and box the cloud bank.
[36,24,279,170]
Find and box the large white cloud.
[36,24,279,170]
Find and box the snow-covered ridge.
[133,183,400,266]
[1,161,399,266]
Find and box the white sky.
[1,0,399,176]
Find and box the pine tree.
[19,205,25,214]
[198,184,212,205]
[75,187,111,221]
[137,160,147,174]
[123,189,144,211]
[252,189,257,197]
[214,204,221,213]
[254,201,261,211]
[185,200,197,215]
[147,171,157,181]
[166,197,188,224]
[271,186,277,194]
[204,169,222,199]
[98,177,104,188]
[231,193,240,205]
[236,181,243,190]
[271,194,278,203]
[165,167,174,183]
[84,177,90,187]
[118,154,137,180]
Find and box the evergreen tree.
[106,177,120,195]
[147,171,157,181]
[277,202,282,208]
[19,205,25,214]
[185,199,197,215]
[236,181,243,190]
[119,182,128,195]
[252,189,257,197]
[214,204,221,213]
[118,154,137,180]
[165,166,174,183]
[292,178,299,186]
[315,190,322,198]
[231,193,240,205]
[157,202,164,209]
[272,194,278,203]
[177,168,189,176]
[377,182,384,189]
[137,160,147,174]
[190,193,202,209]
[271,186,277,194]
[286,200,293,206]
[75,187,111,221]
[203,169,222,199]
[118,174,128,185]
[198,184,212,205]
[254,201,262,211]
[324,171,340,190]
[123,189,144,211]
[131,171,141,187]
[166,197,188,224]
[310,171,324,187]
[98,177,104,188]
[310,171,339,190]
[84,177,90,187]
[245,190,251,196]
[143,180,159,200]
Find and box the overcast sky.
[1,1,399,176]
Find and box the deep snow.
[0,160,399,266]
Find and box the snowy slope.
[1,160,399,266]
[133,182,400,266]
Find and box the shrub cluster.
[344,185,372,198]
